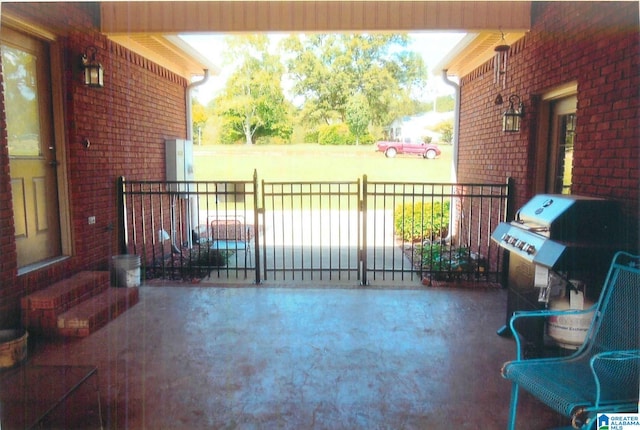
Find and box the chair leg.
[507,382,520,430]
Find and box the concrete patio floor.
[18,284,567,429]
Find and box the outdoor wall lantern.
[81,46,104,88]
[502,95,524,133]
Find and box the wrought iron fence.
[118,174,259,283]
[362,177,512,286]
[118,173,512,286]
[260,180,361,283]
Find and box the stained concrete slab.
[22,285,566,429]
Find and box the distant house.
[386,112,453,143]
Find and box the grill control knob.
[525,244,536,254]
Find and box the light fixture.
[81,46,104,87]
[502,95,524,133]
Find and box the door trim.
[2,17,73,274]
[533,82,577,193]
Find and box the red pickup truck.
[376,138,441,159]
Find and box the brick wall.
[0,3,188,327]
[457,1,639,246]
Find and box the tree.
[345,94,371,145]
[282,34,427,128]
[433,119,454,144]
[191,100,207,145]
[214,35,291,145]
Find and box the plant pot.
[0,329,28,368]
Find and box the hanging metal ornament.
[494,33,509,89]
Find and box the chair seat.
[504,353,639,419]
[503,358,595,416]
[210,240,248,251]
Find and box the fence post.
[117,176,128,255]
[500,177,515,289]
[505,177,516,221]
[253,169,261,284]
[360,175,368,286]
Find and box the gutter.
[186,69,210,142]
[441,69,460,241]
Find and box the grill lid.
[492,194,621,269]
[514,194,619,242]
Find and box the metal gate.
[119,174,511,286]
[260,180,361,283]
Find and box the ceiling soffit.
[107,33,219,78]
[100,1,531,79]
[101,1,531,33]
[437,31,526,78]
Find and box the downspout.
[186,69,210,142]
[441,69,460,241]
[185,70,210,248]
[441,69,459,183]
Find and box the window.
[534,83,578,195]
[548,97,577,194]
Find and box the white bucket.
[111,254,141,287]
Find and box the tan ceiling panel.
[101,1,531,78]
[101,1,531,34]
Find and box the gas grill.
[492,194,621,352]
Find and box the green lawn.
[194,144,454,183]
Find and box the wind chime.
[494,32,509,89]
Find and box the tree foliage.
[214,35,292,145]
[282,34,427,128]
[345,94,371,145]
[433,119,454,144]
[191,100,208,144]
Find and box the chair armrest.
[509,306,598,360]
[590,349,640,407]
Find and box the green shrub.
[190,245,228,268]
[393,200,450,242]
[255,135,290,145]
[358,132,376,145]
[434,119,453,144]
[420,244,471,272]
[303,130,319,143]
[318,123,355,145]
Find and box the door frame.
[2,15,72,274]
[533,82,578,194]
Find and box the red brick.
[457,1,638,239]
[57,287,139,337]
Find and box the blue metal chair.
[502,251,640,429]
[210,217,253,266]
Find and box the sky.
[180,32,467,105]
